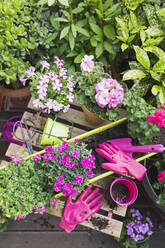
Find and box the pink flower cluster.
[95,78,124,109]
[157,170,165,183]
[33,206,46,215]
[11,153,24,164]
[147,104,165,127]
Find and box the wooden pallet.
[1,97,127,238]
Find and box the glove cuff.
[59,217,77,233]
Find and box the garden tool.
[59,186,104,233]
[107,138,164,156]
[13,118,36,155]
[95,143,147,181]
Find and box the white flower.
[33,99,42,109]
[67,92,74,102]
[40,60,50,69]
[80,55,94,72]
[63,104,70,113]
[25,67,35,77]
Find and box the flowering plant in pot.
[0,140,95,231]
[22,56,75,114]
[73,55,124,122]
[115,208,154,248]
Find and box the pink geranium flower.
[80,55,94,72]
[95,91,110,108]
[157,170,165,183]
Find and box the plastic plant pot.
[110,177,138,206]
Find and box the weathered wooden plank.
[5,143,28,157]
[0,160,7,168]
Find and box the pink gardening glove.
[95,143,147,181]
[59,186,103,233]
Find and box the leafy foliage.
[123,90,160,144]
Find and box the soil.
[111,183,130,204]
[90,216,109,230]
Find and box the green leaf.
[144,46,165,60]
[38,0,47,5]
[90,37,97,47]
[58,0,69,6]
[159,8,165,17]
[68,32,75,50]
[123,70,146,80]
[74,54,84,63]
[76,26,90,37]
[150,71,161,82]
[71,24,77,38]
[153,60,165,73]
[60,26,70,39]
[67,50,77,57]
[95,43,103,58]
[151,85,161,96]
[116,36,127,43]
[133,46,150,70]
[121,43,128,52]
[72,7,84,14]
[130,11,138,28]
[90,23,103,36]
[144,37,164,46]
[103,25,115,40]
[145,27,164,37]
[54,17,69,22]
[104,41,113,54]
[48,0,56,6]
[140,30,146,44]
[44,32,58,44]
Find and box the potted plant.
[0,140,95,231]
[115,208,154,248]
[0,0,48,111]
[23,56,75,115]
[73,55,124,124]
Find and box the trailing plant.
[115,208,153,248]
[73,55,124,121]
[35,141,95,196]
[23,57,75,114]
[123,90,160,144]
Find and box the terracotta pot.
[81,105,104,125]
[0,85,31,112]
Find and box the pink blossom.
[18,215,23,220]
[45,146,53,153]
[72,150,80,158]
[108,89,124,108]
[56,176,65,184]
[95,91,110,108]
[43,153,49,162]
[55,146,63,153]
[25,67,35,77]
[60,155,68,164]
[18,198,22,202]
[65,160,76,169]
[88,155,95,161]
[63,104,70,113]
[67,92,74,102]
[80,55,94,72]
[50,200,56,205]
[20,77,27,86]
[33,154,41,162]
[54,205,59,211]
[62,141,68,150]
[87,171,94,178]
[74,176,83,185]
[62,184,77,196]
[49,154,56,160]
[157,170,165,183]
[75,139,79,143]
[53,183,62,192]
[147,104,165,127]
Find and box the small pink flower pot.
[110,177,138,206]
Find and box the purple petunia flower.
[62,141,69,150]
[56,176,65,184]
[53,183,62,192]
[45,146,53,153]
[72,150,80,158]
[87,171,94,178]
[74,176,83,185]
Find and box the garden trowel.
[107,138,164,156]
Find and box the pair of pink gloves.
[96,142,147,181]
